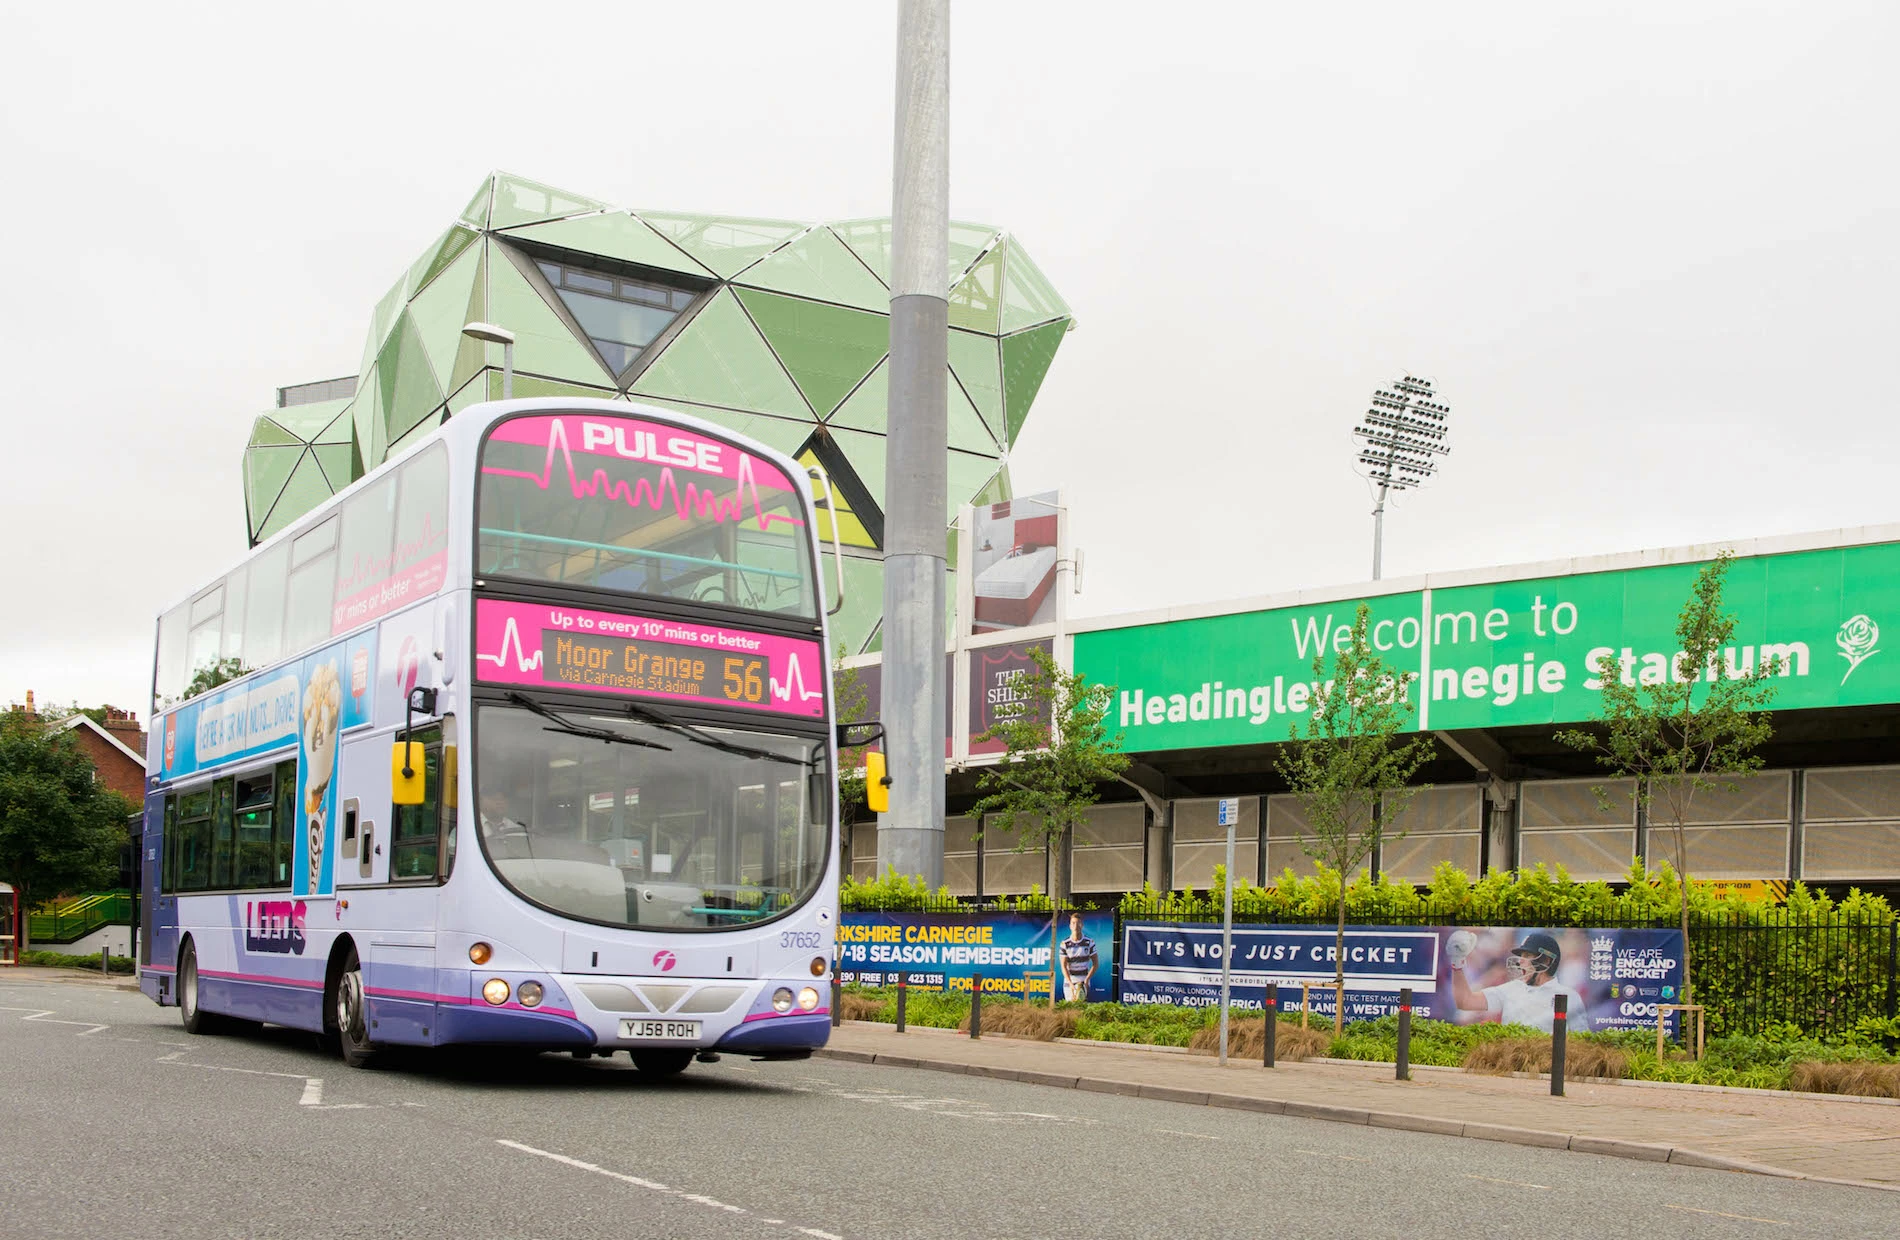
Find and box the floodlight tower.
[1353,376,1450,581]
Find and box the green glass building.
[242,171,1072,654]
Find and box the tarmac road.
[3,975,1895,1239]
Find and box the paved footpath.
[821,1021,1900,1191]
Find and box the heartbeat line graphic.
[770,654,824,704]
[483,418,805,531]
[478,617,541,672]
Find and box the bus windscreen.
[477,412,815,617]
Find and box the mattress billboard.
[970,490,1062,634]
[1076,540,1900,751]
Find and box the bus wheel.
[179,940,225,1035]
[332,948,380,1070]
[630,1050,693,1077]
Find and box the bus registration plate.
[620,1018,700,1041]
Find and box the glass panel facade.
[735,288,887,419]
[636,212,807,279]
[734,225,890,312]
[948,329,1004,439]
[506,212,713,280]
[629,288,812,419]
[947,244,1003,334]
[535,255,696,378]
[1001,319,1066,446]
[999,237,1071,333]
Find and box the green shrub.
[19,949,134,974]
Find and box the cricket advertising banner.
[840,911,1116,1002]
[1077,541,1900,752]
[159,634,376,898]
[1121,922,1686,1033]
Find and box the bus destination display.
[544,631,767,705]
[474,598,825,719]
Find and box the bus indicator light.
[469,942,492,965]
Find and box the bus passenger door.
[337,739,387,886]
[145,791,176,1002]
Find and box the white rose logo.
[1836,614,1880,684]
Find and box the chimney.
[103,706,146,752]
[24,690,35,716]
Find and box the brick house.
[4,691,148,801]
[57,708,148,802]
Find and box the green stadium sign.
[1074,541,1900,752]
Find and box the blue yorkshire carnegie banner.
[1121,922,1685,1033]
[840,911,1116,1002]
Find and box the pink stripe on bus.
[202,968,324,989]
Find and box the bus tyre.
[331,948,380,1070]
[178,940,223,1035]
[631,1050,693,1077]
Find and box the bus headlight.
[482,978,510,1006]
[469,942,492,965]
[517,981,544,1008]
[771,987,795,1014]
[797,987,820,1012]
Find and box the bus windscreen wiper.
[619,700,805,766]
[505,692,671,751]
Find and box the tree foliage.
[182,657,249,703]
[1272,602,1436,1029]
[1556,551,1781,1007]
[832,648,872,824]
[0,711,135,950]
[967,646,1129,899]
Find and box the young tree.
[832,648,872,826]
[967,646,1129,907]
[1273,602,1436,1032]
[0,710,136,951]
[1556,551,1780,1011]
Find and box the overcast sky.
[2,1,1895,718]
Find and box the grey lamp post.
[1353,376,1450,581]
[461,321,516,399]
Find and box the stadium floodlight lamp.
[462,321,516,399]
[1352,375,1450,581]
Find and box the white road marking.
[1294,1149,1371,1163]
[783,1082,1095,1125]
[1665,1204,1791,1226]
[300,1079,324,1106]
[1465,1174,1550,1190]
[498,1140,843,1239]
[0,1005,111,1036]
[1157,1129,1220,1141]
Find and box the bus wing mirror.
[392,742,427,806]
[836,720,885,749]
[864,751,891,815]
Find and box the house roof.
[56,715,146,768]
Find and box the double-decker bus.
[141,398,873,1073]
